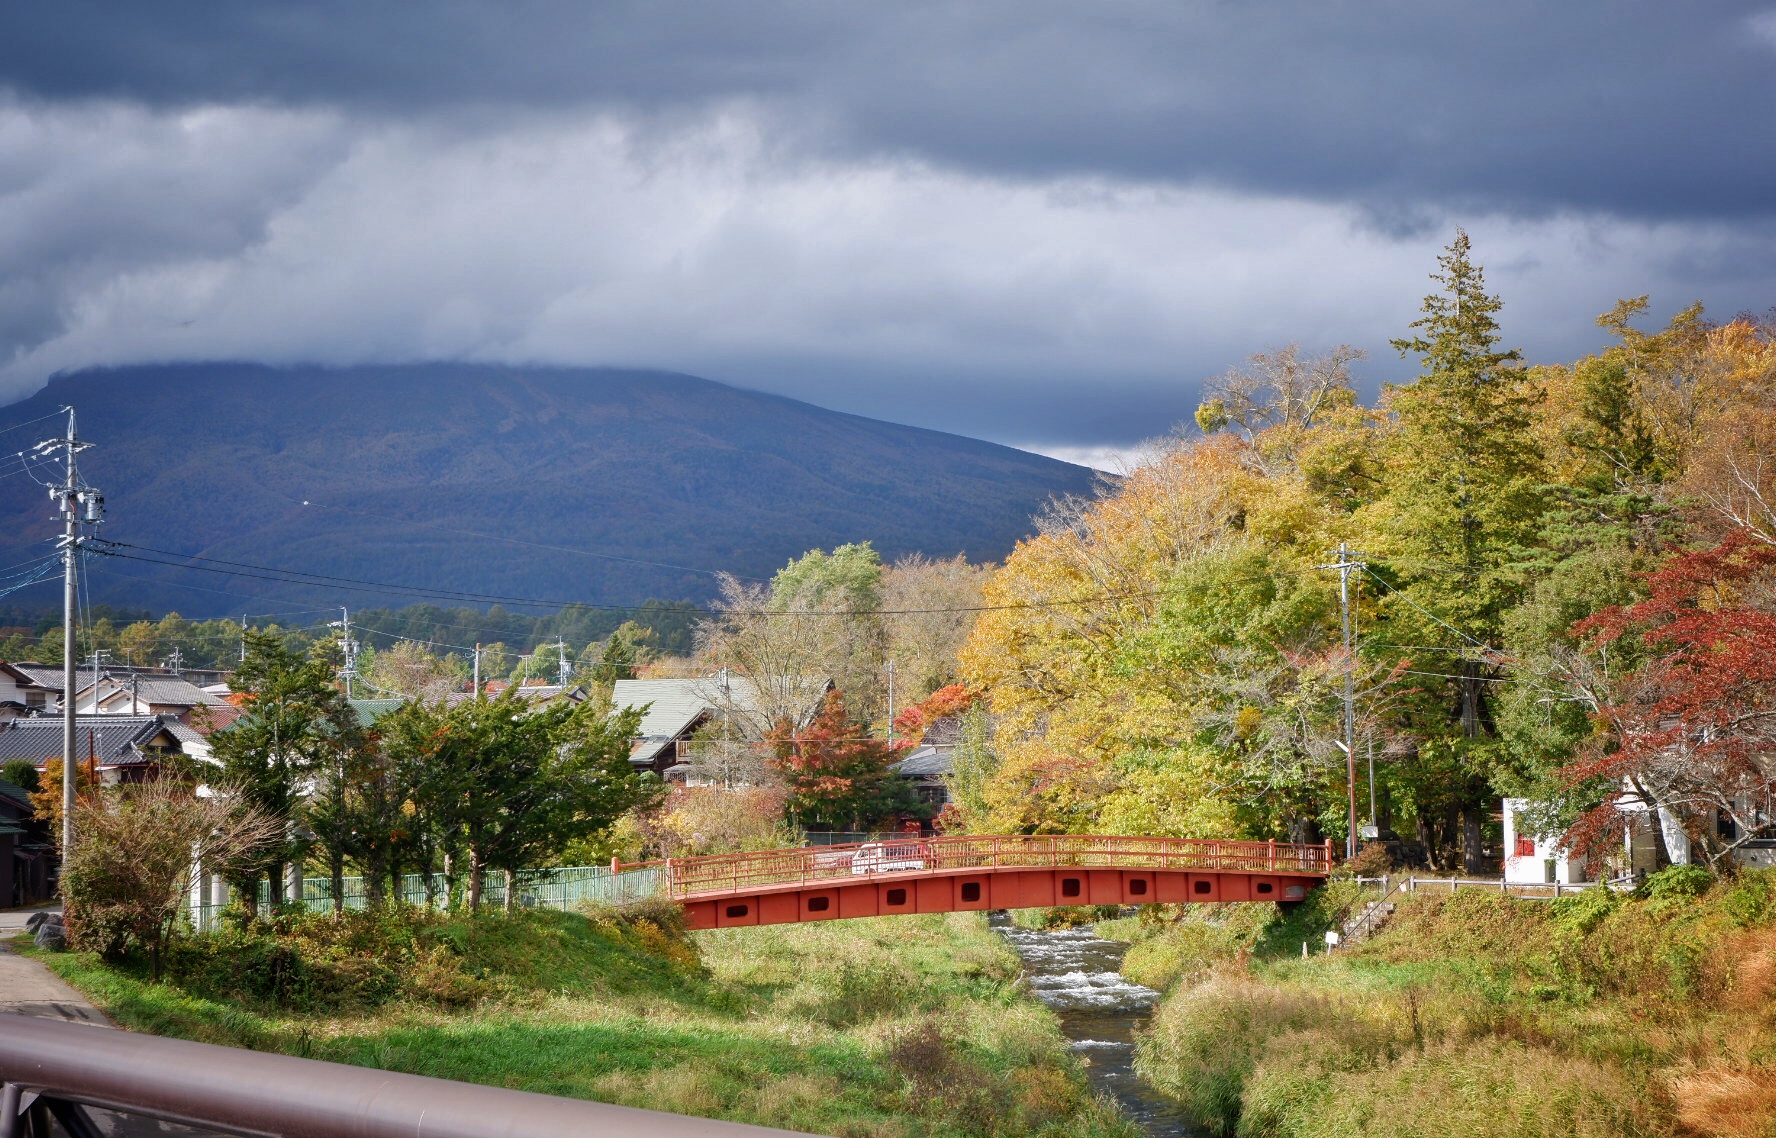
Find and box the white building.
[1502,797,1591,884]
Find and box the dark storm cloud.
[4,1,1774,221]
[0,4,1772,454]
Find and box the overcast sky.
[2,3,1773,466]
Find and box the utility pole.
[556,639,569,687]
[240,615,249,663]
[331,608,358,697]
[1320,543,1366,860]
[1367,734,1377,836]
[38,407,99,857]
[472,643,481,697]
[886,660,896,747]
[86,649,109,716]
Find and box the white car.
[850,841,927,875]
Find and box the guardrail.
[629,835,1335,899]
[1396,874,1632,898]
[0,1014,794,1138]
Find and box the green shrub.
[1639,864,1713,901]
[1721,869,1776,928]
[1,758,39,794]
[1012,905,1124,930]
[165,909,455,1011]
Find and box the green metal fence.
[189,864,664,929]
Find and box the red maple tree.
[890,683,975,750]
[769,690,928,831]
[1562,530,1776,864]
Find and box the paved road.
[0,904,112,1026]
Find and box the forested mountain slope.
[0,363,1098,614]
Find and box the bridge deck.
[628,835,1334,930]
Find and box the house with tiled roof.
[611,674,829,777]
[889,714,969,808]
[445,682,588,708]
[0,714,201,785]
[74,673,231,723]
[0,661,57,722]
[5,663,69,698]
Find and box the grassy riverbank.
[19,905,1132,1138]
[1117,867,1776,1138]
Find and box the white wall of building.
[1503,798,1590,884]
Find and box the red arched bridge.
[628,835,1335,930]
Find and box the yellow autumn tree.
[962,349,1368,841]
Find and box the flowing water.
[992,914,1205,1137]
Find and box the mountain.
[0,363,1099,616]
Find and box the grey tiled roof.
[7,664,67,692]
[611,676,827,762]
[0,715,189,767]
[891,745,954,778]
[87,675,228,708]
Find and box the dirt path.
[0,906,111,1026]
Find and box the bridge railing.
[0,1013,797,1138]
[633,835,1334,899]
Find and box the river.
[991,914,1204,1137]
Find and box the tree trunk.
[1629,778,1673,869]
[1459,663,1485,740]
[1416,814,1438,871]
[1460,804,1485,875]
[503,868,517,915]
[1656,806,1692,866]
[265,860,283,913]
[467,848,485,913]
[330,853,346,917]
[234,874,258,919]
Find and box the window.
[1514,835,1536,858]
[1061,878,1082,898]
[886,888,908,905]
[960,882,982,903]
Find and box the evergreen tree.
[211,630,360,913]
[383,688,657,911]
[1368,229,1549,869]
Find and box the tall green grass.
[1125,868,1776,1138]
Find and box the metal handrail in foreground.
[0,1015,797,1138]
[631,834,1335,899]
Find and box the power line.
[0,407,76,443]
[1361,566,1489,648]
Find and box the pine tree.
[1367,230,1551,871]
[1380,228,1546,731]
